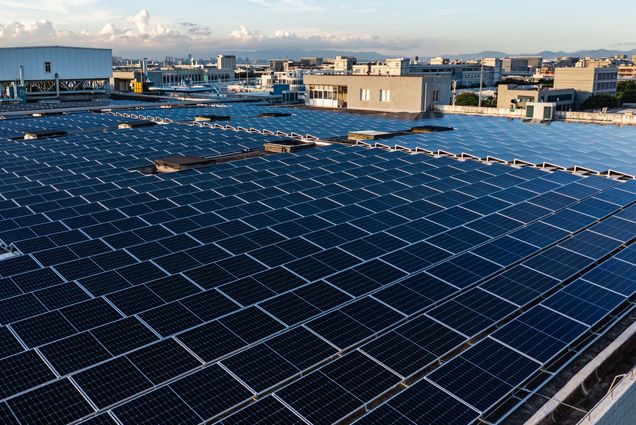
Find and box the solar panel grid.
[0,110,636,425]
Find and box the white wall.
[0,46,112,81]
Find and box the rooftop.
[0,101,634,425]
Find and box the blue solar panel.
[0,106,635,425]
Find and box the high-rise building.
[217,54,237,72]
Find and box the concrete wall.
[0,46,112,81]
[436,104,525,117]
[556,111,636,125]
[435,105,636,125]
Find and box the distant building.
[299,57,323,67]
[261,70,305,92]
[352,58,410,76]
[429,57,450,65]
[482,58,503,82]
[502,57,541,76]
[496,84,575,110]
[0,46,111,99]
[555,56,579,67]
[351,59,498,87]
[554,66,618,105]
[269,59,288,72]
[110,66,233,92]
[304,74,451,113]
[332,56,356,73]
[217,54,237,72]
[409,63,498,87]
[618,65,636,80]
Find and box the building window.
[432,90,440,102]
[360,89,370,101]
[44,62,51,73]
[380,89,390,102]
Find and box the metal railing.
[578,367,636,423]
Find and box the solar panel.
[0,107,635,425]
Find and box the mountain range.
[223,48,636,62]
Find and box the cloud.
[0,19,57,39]
[180,22,211,37]
[0,9,433,57]
[230,25,264,42]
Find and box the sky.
[0,0,635,58]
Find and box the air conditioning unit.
[525,102,556,121]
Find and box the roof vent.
[348,130,395,141]
[194,114,231,122]
[153,155,217,172]
[263,140,315,153]
[117,120,157,129]
[23,129,68,140]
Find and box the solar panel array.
[128,104,636,177]
[128,104,418,139]
[0,114,129,139]
[0,99,162,113]
[0,111,635,425]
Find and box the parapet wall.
[556,111,636,125]
[436,105,525,117]
[435,105,636,126]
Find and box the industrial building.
[497,84,575,110]
[0,46,112,100]
[554,66,618,105]
[110,66,233,93]
[304,74,451,112]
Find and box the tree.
[482,96,497,107]
[617,81,636,104]
[455,92,479,106]
[580,94,621,110]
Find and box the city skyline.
[0,0,635,58]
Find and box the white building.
[0,46,112,99]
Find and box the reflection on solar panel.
[0,107,635,425]
[118,104,636,177]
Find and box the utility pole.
[478,60,484,108]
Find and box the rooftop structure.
[497,84,575,110]
[304,74,451,113]
[0,100,634,425]
[0,46,112,99]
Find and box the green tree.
[617,81,636,104]
[455,92,479,106]
[580,94,621,110]
[482,96,497,107]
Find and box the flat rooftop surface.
[0,105,634,425]
[128,104,636,177]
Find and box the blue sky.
[0,0,634,57]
